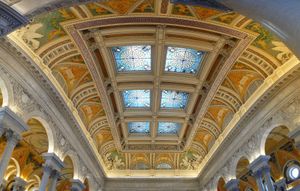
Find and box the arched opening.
[21,118,50,190]
[3,158,20,190]
[264,126,300,188]
[236,157,257,190]
[0,118,49,190]
[56,155,74,190]
[217,177,226,191]
[83,178,89,191]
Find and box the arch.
[236,156,250,178]
[83,178,89,191]
[264,126,291,155]
[61,150,81,180]
[4,158,20,180]
[0,73,13,107]
[217,177,226,191]
[24,118,50,155]
[259,123,292,156]
[25,174,40,191]
[23,114,55,153]
[56,155,75,191]
[84,174,98,191]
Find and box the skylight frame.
[121,89,152,109]
[164,46,205,75]
[157,122,182,135]
[160,90,190,110]
[127,121,151,135]
[111,45,153,73]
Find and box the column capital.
[5,129,21,144]
[12,177,27,190]
[50,169,61,179]
[225,179,240,191]
[249,155,271,174]
[71,179,85,191]
[42,153,64,172]
[0,107,28,135]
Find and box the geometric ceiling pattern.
[9,0,295,178]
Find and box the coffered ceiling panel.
[8,0,296,177]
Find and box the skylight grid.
[128,122,150,134]
[160,90,189,109]
[165,47,204,74]
[112,45,151,72]
[158,122,181,135]
[122,90,151,108]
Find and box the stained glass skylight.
[112,45,151,72]
[128,122,150,134]
[157,122,181,135]
[165,47,204,74]
[122,90,151,108]
[160,90,189,109]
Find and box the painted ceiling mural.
[8,0,296,177]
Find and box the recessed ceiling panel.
[165,47,204,74]
[122,90,151,108]
[128,122,150,134]
[112,45,151,72]
[160,90,189,109]
[158,122,181,135]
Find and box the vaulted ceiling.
[7,0,296,177]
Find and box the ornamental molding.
[0,1,28,36]
[0,38,104,185]
[200,67,300,189]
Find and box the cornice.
[0,37,106,184]
[198,57,300,186]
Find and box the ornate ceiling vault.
[6,0,297,178]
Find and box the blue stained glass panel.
[160,90,189,109]
[165,47,204,74]
[112,45,151,72]
[158,122,181,135]
[122,90,151,108]
[128,122,150,134]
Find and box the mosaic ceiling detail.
[9,0,295,177]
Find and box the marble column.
[274,178,286,191]
[48,170,60,191]
[225,179,240,191]
[71,179,85,191]
[0,131,19,184]
[289,129,300,150]
[38,153,64,191]
[249,155,275,191]
[12,177,27,191]
[0,107,28,187]
[39,165,52,191]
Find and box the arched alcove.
[3,158,20,190]
[265,126,291,155]
[217,177,226,191]
[83,178,89,191]
[264,126,300,187]
[236,157,257,190]
[56,155,75,191]
[16,118,50,186]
